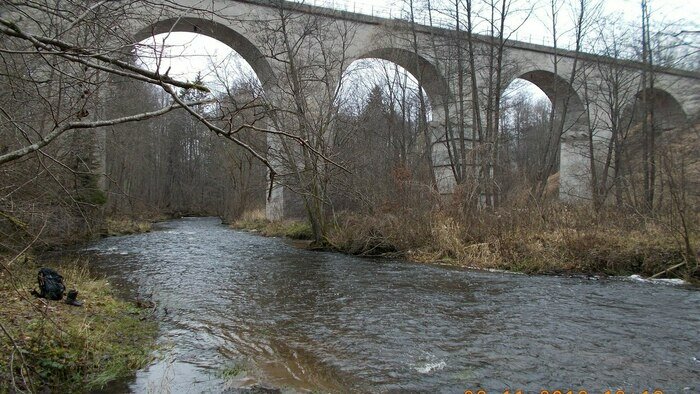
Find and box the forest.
[1,0,697,280]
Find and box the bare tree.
[423,0,525,207]
[254,3,354,242]
[580,19,641,209]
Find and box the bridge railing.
[299,0,561,48]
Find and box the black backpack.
[37,268,65,300]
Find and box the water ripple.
[87,218,700,393]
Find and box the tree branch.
[0,99,211,166]
[0,17,208,92]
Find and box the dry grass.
[327,204,698,279]
[239,209,267,223]
[326,212,429,256]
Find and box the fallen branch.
[650,261,687,279]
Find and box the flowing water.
[85,218,699,393]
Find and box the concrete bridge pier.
[264,121,298,221]
[265,165,286,221]
[429,106,458,195]
[559,133,590,200]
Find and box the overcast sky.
[137,0,698,105]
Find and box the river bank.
[233,205,699,283]
[82,217,700,392]
[0,255,157,393]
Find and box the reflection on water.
[86,218,699,393]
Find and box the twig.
[241,123,351,175]
[2,221,46,269]
[0,99,212,166]
[160,83,279,201]
[0,17,209,92]
[0,321,34,393]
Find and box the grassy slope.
[0,258,157,393]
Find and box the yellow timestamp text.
[464,390,665,394]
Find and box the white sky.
[136,0,698,106]
[320,0,699,35]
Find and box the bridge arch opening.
[632,87,687,132]
[338,57,434,119]
[353,48,449,110]
[339,48,449,190]
[134,17,274,89]
[515,70,585,118]
[500,78,554,190]
[105,26,270,220]
[134,32,263,95]
[501,71,588,198]
[333,56,441,208]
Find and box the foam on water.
[415,361,446,374]
[628,274,687,285]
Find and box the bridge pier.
[265,181,285,221]
[264,155,308,221]
[263,120,308,221]
[559,135,590,200]
[429,109,457,194]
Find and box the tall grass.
[327,203,698,279]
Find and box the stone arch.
[134,17,275,88]
[508,69,589,198]
[515,69,587,130]
[354,48,449,109]
[633,87,687,131]
[345,48,452,192]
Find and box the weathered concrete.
[127,0,700,217]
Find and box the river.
[85,218,699,393]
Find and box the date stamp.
[464,390,665,394]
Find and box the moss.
[283,221,313,240]
[233,214,313,241]
[0,258,157,393]
[74,173,106,206]
[217,361,248,380]
[77,188,107,206]
[105,217,152,236]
